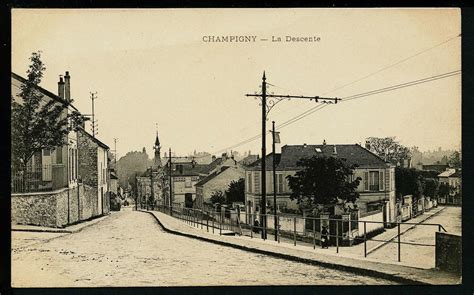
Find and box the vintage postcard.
[11,8,461,287]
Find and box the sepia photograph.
[10,8,462,287]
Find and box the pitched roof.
[437,168,458,178]
[77,127,110,150]
[194,166,230,186]
[11,72,79,112]
[164,163,208,177]
[246,144,388,171]
[201,157,224,174]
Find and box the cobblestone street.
[12,209,396,287]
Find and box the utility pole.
[150,166,154,211]
[90,92,98,138]
[246,72,339,240]
[272,120,278,242]
[135,172,138,211]
[169,148,173,216]
[113,138,118,170]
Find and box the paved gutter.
[12,213,114,234]
[140,209,461,286]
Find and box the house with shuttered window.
[244,143,396,224]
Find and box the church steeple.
[153,129,162,168]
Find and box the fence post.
[219,211,222,235]
[207,215,209,232]
[438,224,441,232]
[277,216,280,243]
[398,222,401,262]
[336,219,339,253]
[250,212,253,239]
[364,221,367,258]
[201,211,203,229]
[313,218,316,249]
[212,211,215,234]
[294,217,297,246]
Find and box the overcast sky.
[12,8,461,158]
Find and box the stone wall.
[78,130,98,188]
[436,232,462,273]
[12,188,69,227]
[12,183,104,228]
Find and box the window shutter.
[379,171,384,191]
[364,171,369,191]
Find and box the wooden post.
[336,219,339,253]
[364,221,367,257]
[294,217,297,246]
[398,223,401,262]
[313,218,316,249]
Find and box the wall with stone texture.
[436,232,462,273]
[12,189,68,227]
[12,183,103,228]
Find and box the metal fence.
[11,164,67,193]
[153,204,447,265]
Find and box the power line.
[320,34,461,96]
[200,69,461,155]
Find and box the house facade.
[77,127,111,216]
[244,144,396,225]
[437,168,461,205]
[11,71,111,227]
[194,163,245,209]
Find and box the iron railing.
[11,164,67,193]
[152,204,447,265]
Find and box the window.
[364,170,384,191]
[247,172,253,193]
[185,178,192,188]
[254,172,260,193]
[43,149,50,156]
[75,149,78,179]
[369,171,379,191]
[277,174,284,193]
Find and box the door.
[185,193,193,208]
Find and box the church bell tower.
[153,130,162,168]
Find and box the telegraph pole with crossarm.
[245,71,339,240]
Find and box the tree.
[116,150,153,188]
[395,167,424,200]
[438,182,455,201]
[423,178,439,199]
[11,51,84,172]
[448,151,461,168]
[210,190,226,205]
[365,137,411,167]
[225,178,245,204]
[286,156,361,213]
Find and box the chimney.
[333,145,338,156]
[212,155,216,161]
[365,140,371,151]
[303,143,307,148]
[58,76,65,100]
[323,139,326,146]
[64,71,71,102]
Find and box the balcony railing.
[11,164,67,193]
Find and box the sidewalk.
[141,209,461,285]
[12,213,114,234]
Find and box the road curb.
[140,210,427,285]
[12,213,113,234]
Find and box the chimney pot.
[64,71,71,102]
[323,139,326,146]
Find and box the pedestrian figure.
[253,218,260,234]
[321,225,329,249]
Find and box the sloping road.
[12,210,396,287]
